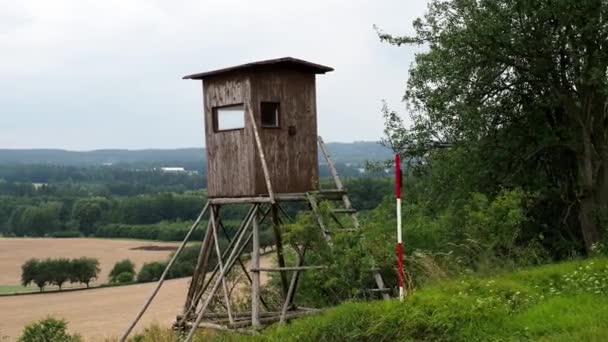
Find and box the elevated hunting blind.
[121,58,389,342]
[183,57,333,198]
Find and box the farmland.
[0,238,181,290]
[0,237,273,341]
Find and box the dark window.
[261,102,280,128]
[213,104,245,131]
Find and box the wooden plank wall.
[203,74,256,197]
[250,69,319,195]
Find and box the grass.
[0,285,35,294]
[207,257,608,341]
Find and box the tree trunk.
[577,132,604,252]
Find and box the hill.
[0,142,392,167]
[216,258,608,341]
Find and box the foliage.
[20,257,100,291]
[69,257,100,288]
[109,259,136,284]
[18,317,82,342]
[137,262,166,283]
[254,258,608,342]
[377,0,608,254]
[116,271,135,284]
[47,258,72,290]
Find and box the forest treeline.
[0,165,391,240]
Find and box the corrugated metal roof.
[183,57,334,80]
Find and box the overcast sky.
[0,0,428,150]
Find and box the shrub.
[109,259,136,283]
[116,271,135,284]
[137,261,166,283]
[18,317,82,342]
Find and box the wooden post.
[184,205,258,342]
[247,107,275,203]
[271,204,289,298]
[251,206,261,328]
[210,207,234,324]
[178,204,258,326]
[120,202,209,342]
[183,219,214,315]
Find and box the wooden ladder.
[314,136,390,300]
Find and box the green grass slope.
[214,258,608,341]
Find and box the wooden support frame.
[121,138,391,341]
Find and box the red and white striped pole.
[395,153,405,301]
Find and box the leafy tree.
[72,200,103,235]
[70,257,100,288]
[377,0,608,253]
[116,271,135,284]
[21,258,39,288]
[18,317,82,342]
[31,260,51,292]
[48,258,71,290]
[109,259,135,283]
[136,261,166,283]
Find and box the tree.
[21,258,39,288]
[70,257,100,288]
[378,0,608,253]
[32,260,52,292]
[72,200,103,235]
[109,259,135,283]
[48,258,71,290]
[136,261,166,283]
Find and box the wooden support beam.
[280,247,306,324]
[183,219,214,317]
[184,204,258,342]
[271,204,289,299]
[178,205,259,326]
[120,201,209,342]
[247,107,275,203]
[306,193,332,243]
[210,197,273,204]
[251,266,326,272]
[210,207,234,324]
[251,207,261,328]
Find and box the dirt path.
[0,254,274,341]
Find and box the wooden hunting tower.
[183,57,334,198]
[120,58,390,342]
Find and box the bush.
[137,261,166,283]
[109,259,135,283]
[116,271,135,284]
[18,317,82,342]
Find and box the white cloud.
[0,0,428,149]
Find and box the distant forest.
[0,141,392,169]
[0,142,393,240]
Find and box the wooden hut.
[183,57,333,198]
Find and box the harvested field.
[0,248,274,341]
[0,238,181,287]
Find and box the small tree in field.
[21,259,39,288]
[22,259,52,292]
[70,257,100,288]
[109,259,135,284]
[48,259,71,290]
